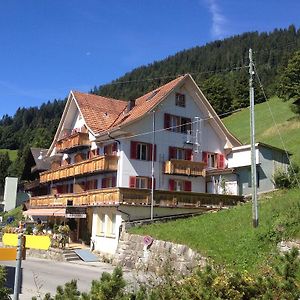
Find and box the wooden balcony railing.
[40,155,118,183]
[29,187,244,208]
[164,159,206,177]
[56,132,90,152]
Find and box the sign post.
[13,233,24,300]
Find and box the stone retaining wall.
[26,247,65,261]
[112,232,206,275]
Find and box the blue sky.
[0,0,299,117]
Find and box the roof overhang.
[231,142,291,155]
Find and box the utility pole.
[150,110,155,220]
[249,48,258,228]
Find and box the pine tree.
[277,50,300,101]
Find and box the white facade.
[227,145,260,168]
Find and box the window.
[129,176,155,189]
[86,179,98,190]
[208,153,216,168]
[89,148,100,159]
[62,157,71,166]
[136,177,148,189]
[69,183,73,193]
[175,93,185,107]
[104,143,118,155]
[137,143,148,160]
[169,147,193,160]
[74,152,87,163]
[202,152,225,169]
[102,177,116,188]
[111,214,116,235]
[96,213,105,235]
[130,141,156,161]
[169,179,192,192]
[164,113,191,134]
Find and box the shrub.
[35,249,300,300]
[25,225,33,235]
[0,266,11,300]
[2,225,17,233]
[273,163,300,189]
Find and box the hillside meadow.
[223,96,300,165]
[130,188,300,274]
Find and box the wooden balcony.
[29,187,244,208]
[24,179,41,191]
[56,132,90,153]
[40,155,118,183]
[164,159,206,177]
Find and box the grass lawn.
[223,97,300,165]
[129,188,300,273]
[0,149,18,161]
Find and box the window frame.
[131,141,156,161]
[96,212,105,236]
[175,93,186,107]
[169,179,192,192]
[165,113,191,134]
[169,146,193,161]
[136,176,148,189]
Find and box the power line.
[96,65,248,89]
[107,105,244,142]
[253,63,300,188]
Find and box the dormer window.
[175,93,185,107]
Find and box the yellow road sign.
[3,233,51,250]
[0,248,17,261]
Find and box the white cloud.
[206,0,227,39]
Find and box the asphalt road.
[1,257,136,300]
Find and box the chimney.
[127,100,135,113]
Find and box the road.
[1,257,136,300]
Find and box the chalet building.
[22,148,50,196]
[24,74,288,254]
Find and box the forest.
[0,25,299,179]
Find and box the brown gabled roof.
[113,75,186,128]
[73,75,186,135]
[72,92,127,134]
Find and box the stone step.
[62,250,81,262]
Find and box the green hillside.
[130,188,300,274]
[223,97,300,165]
[0,149,18,161]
